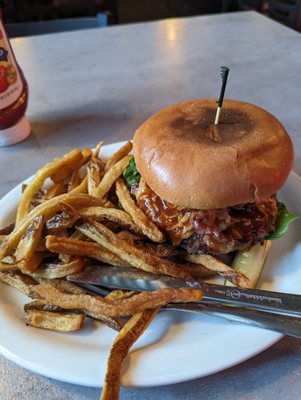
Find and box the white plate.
[0,141,300,388]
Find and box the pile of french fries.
[0,141,248,399]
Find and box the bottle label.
[0,20,23,110]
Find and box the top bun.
[133,99,294,209]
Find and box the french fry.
[44,182,66,200]
[24,301,85,332]
[0,255,20,271]
[40,278,87,295]
[105,141,132,171]
[46,235,130,267]
[115,178,164,243]
[50,148,92,183]
[181,262,216,279]
[77,221,194,280]
[93,140,104,158]
[105,290,136,301]
[0,193,106,259]
[94,155,131,199]
[0,223,14,235]
[1,255,16,264]
[15,215,44,262]
[135,242,179,258]
[67,169,81,192]
[45,202,79,233]
[79,206,134,225]
[35,239,47,252]
[32,281,124,330]
[78,206,145,235]
[30,284,203,317]
[0,262,18,271]
[87,157,106,196]
[116,231,142,243]
[85,310,124,331]
[18,252,45,274]
[33,257,85,279]
[69,176,88,194]
[101,308,158,400]
[16,149,83,224]
[0,270,37,297]
[184,254,250,287]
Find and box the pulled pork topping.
[136,180,277,255]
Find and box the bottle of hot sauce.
[0,15,30,146]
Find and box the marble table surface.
[0,11,301,399]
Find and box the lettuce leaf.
[266,202,298,239]
[123,156,141,188]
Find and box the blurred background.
[1,0,301,36]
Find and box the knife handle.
[201,283,301,316]
[165,303,301,339]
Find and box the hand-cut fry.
[18,252,45,274]
[116,231,142,243]
[0,235,6,246]
[1,255,16,264]
[50,148,92,183]
[33,257,85,279]
[24,301,85,332]
[94,155,131,199]
[87,157,106,196]
[184,254,250,287]
[0,262,18,271]
[44,181,66,200]
[78,206,145,235]
[37,280,124,330]
[101,308,158,400]
[0,255,19,271]
[67,169,81,192]
[105,290,135,301]
[68,176,88,194]
[115,178,164,243]
[16,149,83,224]
[78,205,133,224]
[35,239,47,252]
[0,223,14,235]
[181,262,216,279]
[86,311,124,331]
[45,202,79,233]
[93,140,104,158]
[40,278,87,294]
[46,235,130,267]
[0,193,106,259]
[135,242,179,258]
[77,221,194,280]
[0,270,37,296]
[105,141,132,172]
[30,284,203,317]
[15,215,44,262]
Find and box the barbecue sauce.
[136,182,196,244]
[0,15,30,146]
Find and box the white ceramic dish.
[0,142,300,388]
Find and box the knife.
[67,265,301,317]
[67,281,301,338]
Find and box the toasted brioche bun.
[133,99,294,209]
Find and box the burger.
[123,99,295,259]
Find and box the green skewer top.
[214,66,230,125]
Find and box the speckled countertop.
[0,11,301,400]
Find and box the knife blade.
[67,265,301,316]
